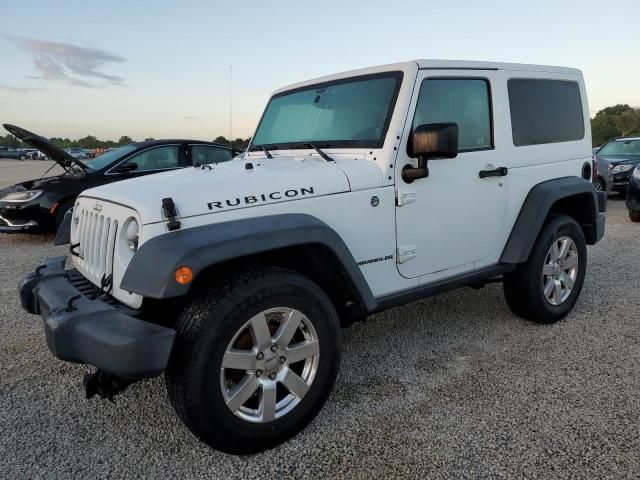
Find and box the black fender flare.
[121,213,378,312]
[500,176,605,264]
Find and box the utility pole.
[229,65,233,140]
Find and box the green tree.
[118,135,133,146]
[591,104,640,146]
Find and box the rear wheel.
[630,210,640,222]
[166,267,342,454]
[503,215,587,323]
[18,154,26,160]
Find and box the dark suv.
[594,137,640,195]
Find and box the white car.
[20,60,605,454]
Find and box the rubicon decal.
[207,187,315,210]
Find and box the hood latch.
[162,197,181,231]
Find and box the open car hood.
[3,123,88,170]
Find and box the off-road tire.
[503,214,587,323]
[629,210,640,222]
[165,267,342,454]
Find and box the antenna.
[229,65,233,140]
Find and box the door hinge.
[397,245,417,264]
[395,189,416,206]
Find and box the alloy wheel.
[220,307,320,423]
[542,236,579,306]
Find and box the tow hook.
[83,369,137,402]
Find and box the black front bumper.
[19,257,175,379]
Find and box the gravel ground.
[1,195,638,479]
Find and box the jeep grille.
[75,207,118,287]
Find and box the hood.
[3,123,88,170]
[596,154,640,165]
[81,155,380,224]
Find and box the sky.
[1,0,639,141]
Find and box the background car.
[626,165,640,222]
[64,148,91,159]
[592,154,613,194]
[594,137,640,195]
[0,147,30,160]
[0,124,241,233]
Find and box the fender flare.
[500,177,604,264]
[121,213,378,312]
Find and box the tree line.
[0,133,251,151]
[1,106,638,151]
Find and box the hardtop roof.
[274,60,582,95]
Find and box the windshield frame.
[249,71,404,151]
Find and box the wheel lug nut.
[256,370,263,378]
[257,352,264,360]
[279,356,286,364]
[270,344,278,352]
[269,373,276,380]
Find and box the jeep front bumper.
[19,256,175,379]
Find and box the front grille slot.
[75,208,118,286]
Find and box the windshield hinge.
[162,197,181,231]
[395,189,416,206]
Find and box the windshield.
[83,144,138,170]
[598,140,640,156]
[251,72,402,150]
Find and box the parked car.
[626,165,640,222]
[0,146,30,160]
[18,60,605,454]
[64,148,91,159]
[592,154,613,194]
[594,137,640,195]
[0,124,240,233]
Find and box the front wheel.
[630,210,640,222]
[166,267,342,454]
[503,214,587,323]
[594,177,605,192]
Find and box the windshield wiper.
[252,144,273,159]
[260,145,273,159]
[307,143,334,162]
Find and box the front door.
[395,71,507,279]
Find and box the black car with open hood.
[0,124,240,233]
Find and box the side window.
[191,145,233,166]
[122,145,180,172]
[411,78,492,151]
[508,79,584,146]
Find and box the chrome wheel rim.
[595,179,603,191]
[542,236,579,306]
[220,307,320,423]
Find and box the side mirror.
[402,123,458,183]
[111,163,138,174]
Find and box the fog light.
[175,266,193,285]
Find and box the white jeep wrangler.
[20,60,605,454]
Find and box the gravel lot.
[1,165,638,478]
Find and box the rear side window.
[508,79,584,146]
[191,145,233,165]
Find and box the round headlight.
[126,220,139,251]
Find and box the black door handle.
[479,167,508,179]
